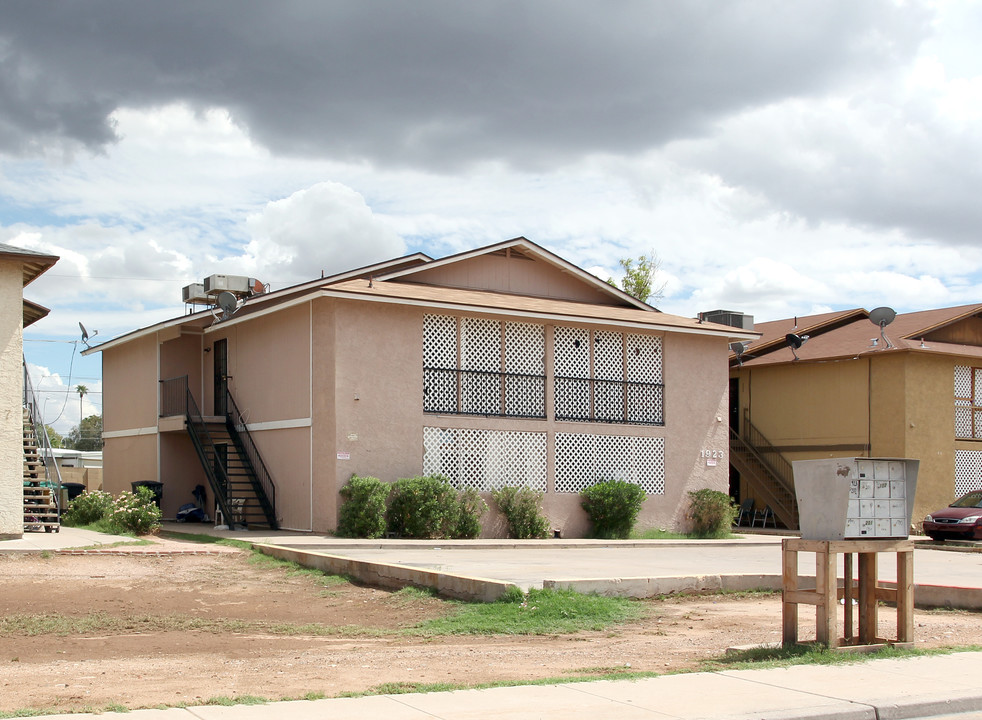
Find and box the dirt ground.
[1,547,980,714]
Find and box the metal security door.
[214,338,228,416]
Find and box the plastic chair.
[736,498,755,526]
[752,505,776,528]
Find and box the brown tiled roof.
[323,278,752,337]
[738,304,982,367]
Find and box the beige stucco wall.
[0,259,23,537]
[102,334,159,496]
[322,303,729,536]
[404,254,619,306]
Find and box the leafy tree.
[44,425,63,448]
[607,253,666,304]
[66,414,103,451]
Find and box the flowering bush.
[62,490,115,527]
[108,487,162,535]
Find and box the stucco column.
[0,260,23,537]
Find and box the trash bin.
[131,481,164,508]
[62,482,86,502]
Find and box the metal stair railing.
[223,389,277,529]
[742,410,796,497]
[23,358,64,512]
[161,376,238,529]
[729,427,797,527]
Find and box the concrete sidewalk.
[22,651,982,720]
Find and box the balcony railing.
[555,376,665,426]
[424,367,546,419]
[159,376,190,417]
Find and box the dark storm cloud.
[0,0,929,168]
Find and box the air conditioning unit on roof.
[182,283,211,305]
[204,274,251,295]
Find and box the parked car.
[923,491,982,541]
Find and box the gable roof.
[0,242,59,286]
[736,304,982,367]
[378,237,656,311]
[86,238,751,355]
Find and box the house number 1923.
[700,449,724,459]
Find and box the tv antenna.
[785,332,809,361]
[868,306,896,348]
[79,322,98,348]
[729,341,751,367]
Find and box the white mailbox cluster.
[792,457,919,541]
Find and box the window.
[423,314,545,418]
[954,366,982,439]
[554,327,664,425]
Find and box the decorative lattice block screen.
[955,449,982,496]
[954,365,982,439]
[423,427,547,491]
[555,433,665,494]
[505,322,545,417]
[461,317,501,414]
[424,314,458,413]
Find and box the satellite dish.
[869,307,896,328]
[785,333,809,360]
[869,306,896,348]
[217,291,239,320]
[729,341,751,367]
[79,322,98,347]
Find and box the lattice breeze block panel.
[627,333,663,383]
[423,427,547,492]
[555,433,665,494]
[955,449,982,496]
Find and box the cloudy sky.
[4,0,981,433]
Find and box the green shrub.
[387,475,487,539]
[455,487,488,539]
[107,486,162,535]
[337,475,390,538]
[492,486,550,539]
[687,488,738,538]
[581,479,647,539]
[62,489,115,527]
[387,474,460,539]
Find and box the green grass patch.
[699,642,982,672]
[410,588,643,636]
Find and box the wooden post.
[782,539,799,645]
[843,553,854,641]
[858,551,878,644]
[816,544,838,647]
[897,548,914,643]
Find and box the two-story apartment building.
[87,238,753,536]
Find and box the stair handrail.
[729,426,797,524]
[223,388,277,528]
[177,377,238,529]
[741,410,796,497]
[22,358,64,508]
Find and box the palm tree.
[76,384,88,431]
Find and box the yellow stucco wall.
[735,350,968,529]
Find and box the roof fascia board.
[81,312,212,355]
[375,237,654,312]
[82,253,433,354]
[202,295,314,333]
[317,288,756,340]
[898,305,982,339]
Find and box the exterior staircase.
[22,408,59,533]
[729,413,799,529]
[162,376,277,530]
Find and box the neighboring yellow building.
[729,304,982,531]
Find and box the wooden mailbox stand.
[782,538,914,649]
